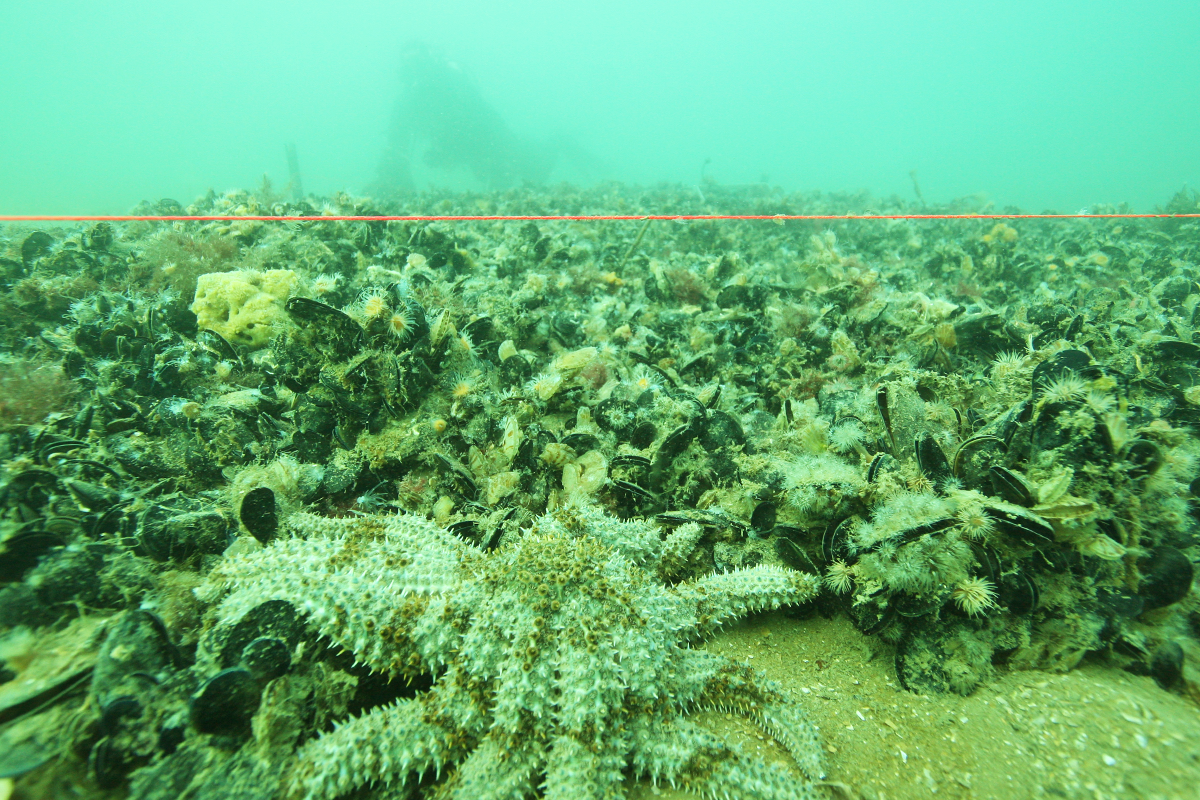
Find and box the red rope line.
[1,213,1198,222]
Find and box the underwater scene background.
[2,3,1200,800]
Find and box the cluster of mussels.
[1,183,1198,795]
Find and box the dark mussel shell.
[21,231,54,265]
[698,410,746,451]
[1149,641,1185,690]
[986,505,1054,545]
[1138,546,1194,610]
[560,432,600,453]
[0,530,64,583]
[190,668,260,735]
[64,478,120,512]
[593,398,638,437]
[610,479,657,502]
[914,433,952,487]
[89,737,134,789]
[876,386,895,454]
[1097,587,1145,621]
[629,421,658,450]
[988,466,1035,507]
[216,600,303,670]
[136,505,229,563]
[873,517,957,551]
[999,571,1040,615]
[649,422,700,486]
[92,610,182,704]
[848,599,896,636]
[447,519,482,542]
[774,535,813,571]
[1151,339,1200,364]
[1032,349,1092,398]
[969,542,1002,585]
[239,487,278,544]
[989,398,1032,447]
[98,695,142,736]
[240,637,291,682]
[894,591,942,618]
[285,297,364,352]
[609,454,651,470]
[895,620,984,696]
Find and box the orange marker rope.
[1,213,1198,223]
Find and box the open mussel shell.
[750,501,776,534]
[866,452,899,484]
[952,434,1007,490]
[821,517,856,564]
[1122,438,1164,480]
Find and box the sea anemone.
[448,372,478,400]
[387,306,416,341]
[990,351,1026,380]
[828,419,869,456]
[1040,371,1089,404]
[823,560,855,594]
[955,501,995,541]
[311,273,340,296]
[952,577,998,616]
[630,364,661,393]
[359,289,391,320]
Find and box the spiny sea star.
[202,503,826,800]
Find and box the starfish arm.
[629,716,824,800]
[688,654,826,782]
[540,733,629,800]
[287,695,464,800]
[427,731,544,800]
[201,511,476,673]
[672,565,821,638]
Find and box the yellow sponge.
[190,269,298,350]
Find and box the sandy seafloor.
[688,615,1200,800]
[3,183,1200,800]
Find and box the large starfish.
[202,504,826,800]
